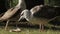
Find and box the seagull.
[18,5,59,31]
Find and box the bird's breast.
[29,17,49,25]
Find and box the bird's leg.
[41,24,44,31]
[14,21,22,32]
[15,21,19,28]
[39,23,42,31]
[5,20,9,30]
[39,24,44,32]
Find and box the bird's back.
[29,5,60,24]
[33,5,58,19]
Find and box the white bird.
[0,0,26,30]
[18,5,59,31]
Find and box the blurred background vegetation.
[44,0,60,6]
[0,0,60,13]
[5,0,18,9]
[0,0,18,14]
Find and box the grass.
[0,26,60,34]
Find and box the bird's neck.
[15,0,25,8]
[18,0,22,5]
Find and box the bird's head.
[18,9,31,22]
[20,9,30,16]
